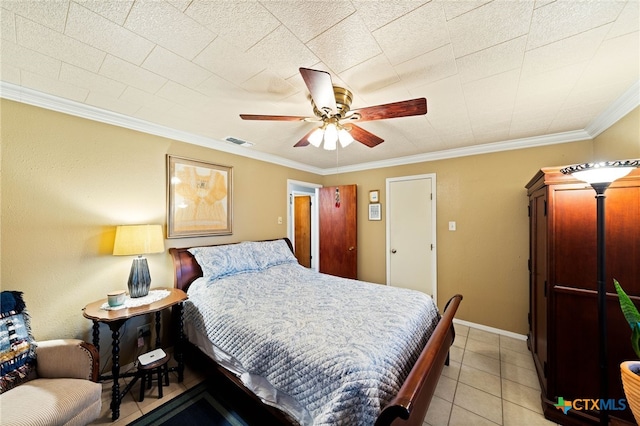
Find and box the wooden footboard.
[376,294,463,426]
[169,240,462,426]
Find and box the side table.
[82,287,188,421]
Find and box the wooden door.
[294,195,311,267]
[387,176,434,296]
[319,185,357,279]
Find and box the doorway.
[287,180,321,271]
[386,174,437,300]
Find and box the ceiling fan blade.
[240,114,308,121]
[348,124,384,148]
[349,98,427,122]
[299,68,337,116]
[293,128,317,147]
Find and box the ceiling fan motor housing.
[312,86,353,119]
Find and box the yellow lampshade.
[113,225,164,256]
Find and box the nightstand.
[82,287,188,421]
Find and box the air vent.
[224,136,253,147]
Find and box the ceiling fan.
[240,68,427,150]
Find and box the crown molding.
[0,82,325,175]
[323,129,593,174]
[2,80,637,176]
[585,80,640,138]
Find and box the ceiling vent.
[224,136,253,147]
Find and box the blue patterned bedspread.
[185,261,440,425]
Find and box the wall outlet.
[137,324,151,347]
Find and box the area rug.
[127,380,248,426]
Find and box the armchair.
[0,292,102,426]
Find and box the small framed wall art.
[167,155,233,238]
[368,203,381,221]
[369,190,379,203]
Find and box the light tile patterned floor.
[90,325,557,425]
[423,325,557,426]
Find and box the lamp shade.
[561,160,639,184]
[323,123,338,150]
[308,127,324,147]
[338,128,354,147]
[113,225,164,256]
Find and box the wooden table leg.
[108,319,126,421]
[177,302,185,382]
[155,311,161,349]
[92,320,100,351]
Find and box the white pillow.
[189,242,261,281]
[245,240,298,269]
[189,240,298,281]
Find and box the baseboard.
[453,318,528,341]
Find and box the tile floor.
[90,325,557,426]
[424,324,557,426]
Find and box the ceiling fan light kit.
[240,68,427,150]
[306,120,354,150]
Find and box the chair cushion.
[0,377,102,426]
[0,291,37,393]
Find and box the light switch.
[448,221,456,231]
[277,216,283,225]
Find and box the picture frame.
[369,190,379,203]
[368,203,381,221]
[167,155,233,238]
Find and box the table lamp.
[113,224,164,298]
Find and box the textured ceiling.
[1,0,639,172]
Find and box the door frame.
[287,179,321,271]
[385,173,438,302]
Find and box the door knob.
[348,246,355,251]
[391,249,397,253]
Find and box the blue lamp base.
[128,256,151,298]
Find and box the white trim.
[454,318,528,341]
[329,130,591,174]
[0,82,325,175]
[585,81,640,138]
[385,174,437,302]
[2,79,638,175]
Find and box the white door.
[386,174,437,299]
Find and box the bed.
[169,238,462,426]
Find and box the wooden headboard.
[168,238,294,292]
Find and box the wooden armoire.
[526,166,640,425]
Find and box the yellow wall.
[338,108,638,334]
[326,142,595,334]
[593,106,640,159]
[1,100,321,362]
[2,99,639,358]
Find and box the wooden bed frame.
[169,239,462,426]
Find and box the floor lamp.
[561,160,639,425]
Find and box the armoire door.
[529,188,548,394]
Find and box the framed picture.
[368,203,381,221]
[369,190,379,203]
[167,155,233,238]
